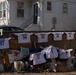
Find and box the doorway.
[33,4,38,24]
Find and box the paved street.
[0,72,76,75]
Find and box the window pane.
[0,11,2,18]
[0,3,2,18]
[3,27,12,31]
[0,3,2,10]
[11,27,22,31]
[47,7,51,10]
[47,2,51,11]
[0,1,6,18]
[17,9,24,17]
[17,2,24,9]
[63,8,68,13]
[47,2,51,6]
[3,1,6,10]
[17,1,24,17]
[3,10,6,17]
[34,4,38,16]
[63,3,68,13]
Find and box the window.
[34,4,38,16]
[0,1,6,18]
[17,2,24,17]
[0,3,2,18]
[63,3,68,13]
[47,1,51,11]
[3,1,6,17]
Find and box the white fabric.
[67,49,73,52]
[59,49,73,59]
[35,33,50,42]
[42,46,58,58]
[65,32,75,40]
[52,32,64,41]
[14,33,33,43]
[29,52,46,65]
[8,54,14,63]
[0,38,10,49]
[59,49,66,54]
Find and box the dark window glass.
[0,3,2,18]
[47,2,51,11]
[3,2,6,17]
[63,3,68,13]
[17,2,24,17]
[17,9,24,17]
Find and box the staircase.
[19,17,41,31]
[19,17,33,29]
[24,24,41,31]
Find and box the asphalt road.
[0,72,76,75]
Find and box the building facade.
[0,0,76,31]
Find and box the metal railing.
[19,17,33,29]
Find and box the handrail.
[19,17,33,29]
